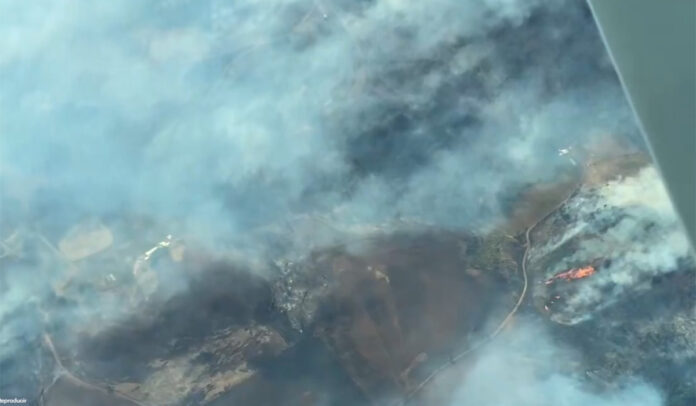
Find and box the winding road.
[36,182,579,405]
[398,184,580,405]
[41,334,148,406]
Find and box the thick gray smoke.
[0,0,638,250]
[0,0,667,404]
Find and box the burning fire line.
[544,265,596,285]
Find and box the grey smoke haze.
[531,166,694,324]
[429,319,664,406]
[0,0,639,250]
[0,0,669,404]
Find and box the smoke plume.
[426,319,664,406]
[0,0,677,404]
[532,166,694,324]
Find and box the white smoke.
[533,166,694,324]
[0,0,657,402]
[0,0,636,250]
[438,320,665,406]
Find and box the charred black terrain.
[33,230,518,405]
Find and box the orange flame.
[545,265,596,285]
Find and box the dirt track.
[398,184,580,405]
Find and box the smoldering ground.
[530,166,694,325]
[0,0,681,404]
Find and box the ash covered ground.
[0,0,694,405]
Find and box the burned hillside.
[0,0,693,405]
